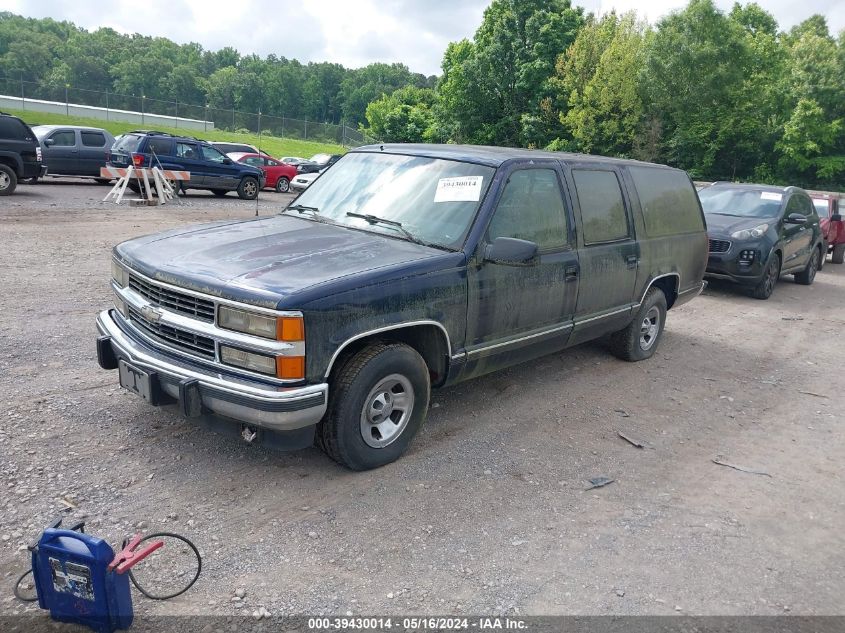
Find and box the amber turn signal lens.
[276,356,305,380]
[277,316,304,341]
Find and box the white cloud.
[0,0,841,76]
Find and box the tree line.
[365,0,845,190]
[1,1,842,188]
[0,11,434,126]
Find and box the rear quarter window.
[0,117,30,140]
[81,131,107,147]
[113,134,142,153]
[629,166,704,237]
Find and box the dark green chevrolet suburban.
[98,145,707,470]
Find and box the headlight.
[731,223,769,240]
[112,260,128,287]
[220,346,276,375]
[217,306,304,341]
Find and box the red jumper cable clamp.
[107,534,164,574]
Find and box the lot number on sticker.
[761,192,782,201]
[434,176,483,202]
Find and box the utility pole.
[141,95,145,125]
[65,84,69,117]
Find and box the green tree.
[436,0,584,146]
[364,86,436,142]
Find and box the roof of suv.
[354,143,680,170]
[705,182,807,195]
[31,125,112,132]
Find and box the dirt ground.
[1,179,843,620]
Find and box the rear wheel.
[751,253,780,300]
[275,176,290,193]
[832,244,845,264]
[794,247,820,285]
[609,287,667,362]
[0,164,18,195]
[237,176,259,200]
[317,342,430,470]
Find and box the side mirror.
[222,157,232,165]
[785,213,806,224]
[484,237,538,266]
[44,138,54,146]
[831,214,842,222]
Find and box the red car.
[809,192,845,264]
[228,152,297,193]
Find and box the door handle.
[564,265,578,281]
[626,255,639,269]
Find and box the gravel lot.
[1,179,844,621]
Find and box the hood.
[704,213,775,236]
[115,215,454,309]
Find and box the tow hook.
[241,425,258,443]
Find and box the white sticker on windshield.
[761,192,782,201]
[434,176,484,203]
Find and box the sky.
[1,0,843,76]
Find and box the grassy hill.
[5,107,346,159]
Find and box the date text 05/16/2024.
[307,617,528,630]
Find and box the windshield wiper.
[285,204,335,224]
[345,212,438,247]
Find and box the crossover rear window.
[113,134,142,153]
[629,166,704,237]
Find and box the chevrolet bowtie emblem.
[140,305,163,323]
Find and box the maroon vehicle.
[228,152,298,193]
[810,192,845,264]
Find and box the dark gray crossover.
[97,144,707,470]
[701,183,824,299]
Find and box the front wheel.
[832,244,845,264]
[609,287,667,362]
[237,176,259,200]
[751,253,780,300]
[794,247,820,285]
[317,342,430,470]
[275,176,290,193]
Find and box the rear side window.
[629,166,703,237]
[81,131,106,147]
[0,117,29,140]
[147,138,173,155]
[487,169,569,250]
[49,130,76,146]
[572,169,630,244]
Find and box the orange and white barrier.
[102,165,191,206]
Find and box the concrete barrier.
[0,95,214,131]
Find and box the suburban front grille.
[129,274,215,322]
[708,238,731,253]
[128,306,216,359]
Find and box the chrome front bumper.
[96,309,328,431]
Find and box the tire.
[832,244,845,264]
[274,176,290,193]
[794,246,820,285]
[609,287,667,362]
[211,189,228,197]
[317,342,430,470]
[0,164,18,195]
[751,253,780,300]
[237,176,259,200]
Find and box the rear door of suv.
[564,161,639,345]
[174,140,206,187]
[78,129,112,176]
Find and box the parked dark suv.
[97,144,707,470]
[108,131,265,199]
[0,112,47,195]
[296,153,343,174]
[701,183,824,299]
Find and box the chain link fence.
[0,76,374,147]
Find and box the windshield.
[698,187,783,218]
[813,199,830,219]
[287,152,495,249]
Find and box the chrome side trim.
[112,257,301,317]
[573,306,632,326]
[323,320,452,379]
[466,322,574,357]
[636,272,681,307]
